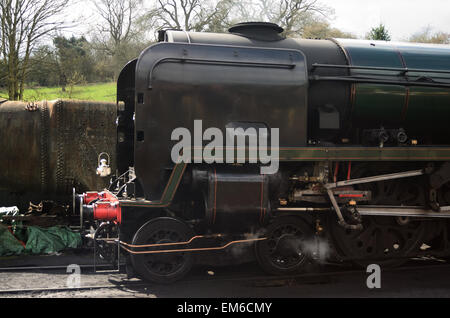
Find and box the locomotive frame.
[78,22,450,283]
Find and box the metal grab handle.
[148,57,297,88]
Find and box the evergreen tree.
[367,24,392,41]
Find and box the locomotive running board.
[357,206,450,218]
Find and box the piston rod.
[325,169,425,189]
[357,206,450,218]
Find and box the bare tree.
[0,0,70,100]
[92,0,143,55]
[147,0,236,33]
[91,0,148,79]
[409,26,449,44]
[302,19,356,39]
[236,0,332,37]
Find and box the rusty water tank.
[0,99,117,195]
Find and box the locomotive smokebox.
[0,99,117,198]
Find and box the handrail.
[312,63,450,75]
[148,57,297,88]
[310,75,450,88]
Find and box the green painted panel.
[336,40,450,129]
[353,84,405,124]
[337,40,406,125]
[407,87,450,126]
[336,40,404,69]
[396,44,450,71]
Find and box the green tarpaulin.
[0,224,25,256]
[0,224,82,256]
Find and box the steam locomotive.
[4,22,450,283]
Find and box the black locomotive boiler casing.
[117,22,450,203]
[102,22,450,282]
[119,24,347,199]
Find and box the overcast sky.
[323,0,450,40]
[70,0,450,41]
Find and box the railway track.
[0,264,121,272]
[0,258,449,296]
[0,283,147,295]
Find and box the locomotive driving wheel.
[130,217,195,284]
[255,216,314,275]
[331,163,429,267]
[331,215,428,267]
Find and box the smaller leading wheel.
[130,217,195,284]
[94,222,119,265]
[255,216,314,275]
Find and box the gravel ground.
[2,260,450,298]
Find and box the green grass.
[0,82,117,102]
